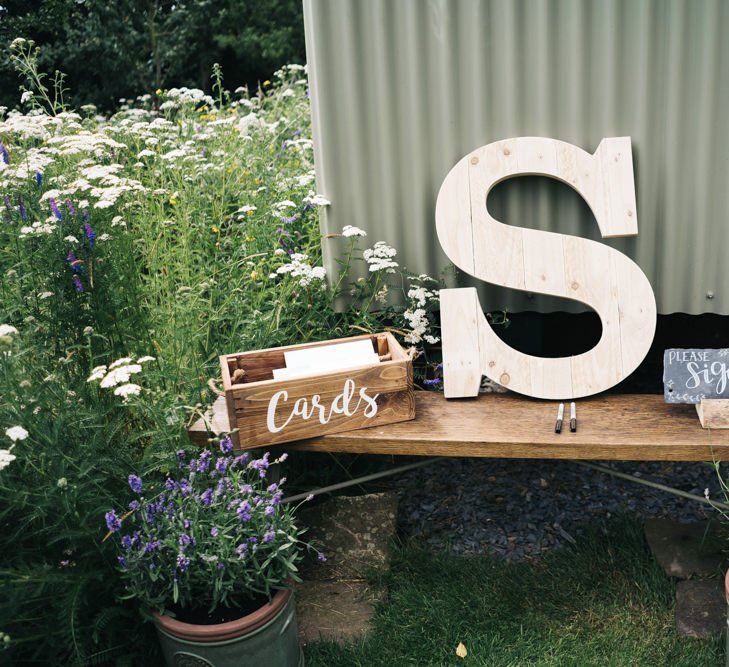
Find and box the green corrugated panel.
[304,0,729,314]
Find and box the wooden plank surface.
[189,392,729,461]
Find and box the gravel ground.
[393,458,727,560]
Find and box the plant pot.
[153,588,303,667]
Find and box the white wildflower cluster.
[363,241,398,273]
[86,356,155,401]
[19,221,57,238]
[0,324,19,337]
[403,308,439,345]
[0,446,16,471]
[274,253,326,287]
[407,285,438,308]
[342,225,366,238]
[402,276,440,345]
[5,426,27,442]
[302,191,330,207]
[159,87,215,111]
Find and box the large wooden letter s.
[436,137,656,400]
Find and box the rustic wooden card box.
[219,333,415,449]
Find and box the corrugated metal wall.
[303,0,729,314]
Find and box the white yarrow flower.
[99,364,142,388]
[0,448,16,471]
[363,241,398,273]
[0,324,18,336]
[5,426,28,442]
[87,365,107,382]
[342,225,366,237]
[114,383,142,398]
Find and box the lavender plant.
[106,440,311,618]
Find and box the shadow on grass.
[303,517,724,666]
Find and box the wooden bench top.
[188,392,729,461]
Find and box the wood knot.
[571,281,579,290]
[499,372,510,385]
[503,148,511,156]
[470,156,479,165]
[488,361,495,368]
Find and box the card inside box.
[222,334,400,385]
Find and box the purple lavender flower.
[267,482,278,493]
[197,449,212,473]
[105,510,121,533]
[215,477,229,496]
[72,275,84,292]
[143,540,161,554]
[84,222,96,248]
[263,530,275,543]
[165,478,177,491]
[179,534,191,549]
[128,474,142,494]
[176,450,186,466]
[65,199,76,216]
[82,210,89,222]
[183,518,191,530]
[317,552,327,563]
[117,556,128,568]
[215,457,228,475]
[237,500,252,522]
[220,436,233,454]
[121,534,133,550]
[232,453,250,468]
[18,196,26,221]
[201,487,213,506]
[178,479,192,497]
[128,500,140,511]
[423,378,442,387]
[250,452,270,478]
[35,171,42,186]
[264,505,275,517]
[271,491,283,506]
[235,543,248,559]
[176,554,190,572]
[210,526,219,537]
[49,197,62,220]
[216,562,225,570]
[240,484,253,494]
[0,143,8,164]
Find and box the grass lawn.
[304,518,724,666]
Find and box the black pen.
[555,403,564,433]
[570,402,577,432]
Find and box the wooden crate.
[219,333,415,449]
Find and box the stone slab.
[299,491,398,581]
[675,579,725,638]
[644,518,725,579]
[296,492,398,644]
[296,579,380,645]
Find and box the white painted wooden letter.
[436,137,657,400]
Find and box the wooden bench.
[189,392,729,461]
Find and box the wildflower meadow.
[0,40,441,663]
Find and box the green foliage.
[0,51,441,662]
[0,0,307,110]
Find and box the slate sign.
[663,349,729,404]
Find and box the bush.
[0,46,442,662]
